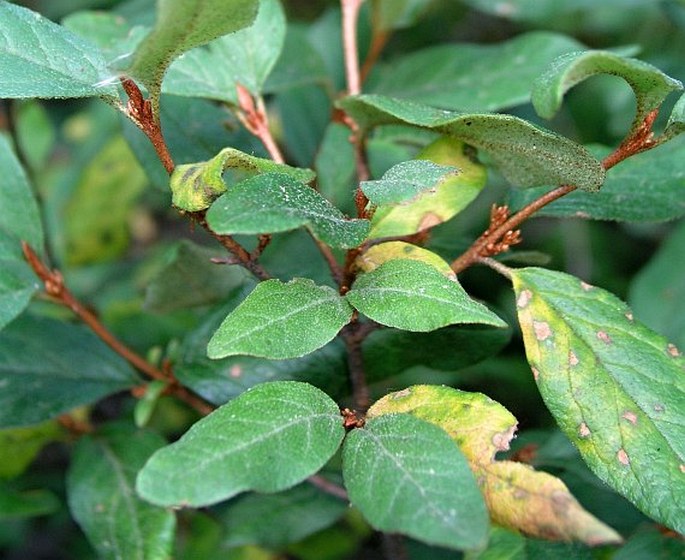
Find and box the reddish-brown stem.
[341,0,364,96]
[308,474,349,501]
[22,242,214,416]
[311,235,345,286]
[360,29,390,84]
[120,78,175,174]
[341,319,371,412]
[236,85,285,164]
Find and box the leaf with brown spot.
[511,267,685,535]
[368,385,622,545]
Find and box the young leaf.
[67,424,176,560]
[207,278,353,360]
[206,172,369,248]
[0,1,118,100]
[369,385,623,545]
[0,315,140,428]
[355,241,456,278]
[511,267,685,534]
[342,413,489,551]
[508,137,685,222]
[338,94,605,191]
[532,50,683,134]
[128,0,259,108]
[370,31,583,111]
[170,147,314,211]
[164,0,286,103]
[364,138,487,238]
[346,259,506,332]
[136,381,345,507]
[0,421,63,479]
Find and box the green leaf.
[370,0,433,30]
[370,386,622,545]
[315,123,357,217]
[0,253,39,333]
[511,267,685,534]
[532,50,683,134]
[508,138,685,222]
[219,483,347,548]
[164,0,286,103]
[206,172,369,248]
[0,485,60,520]
[346,259,506,331]
[339,94,605,191]
[0,1,118,100]
[136,381,345,507]
[63,135,148,265]
[207,278,353,360]
[0,421,63,479]
[144,240,253,313]
[364,138,487,238]
[67,424,176,560]
[629,219,685,350]
[370,32,583,111]
[170,147,314,211]
[342,413,489,551]
[134,380,167,428]
[13,101,56,172]
[665,92,685,140]
[0,314,140,428]
[128,0,259,109]
[355,241,456,278]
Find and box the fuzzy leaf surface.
[665,92,685,140]
[128,0,259,105]
[206,172,368,248]
[356,242,456,278]
[346,259,505,331]
[369,385,622,545]
[0,315,140,428]
[512,267,685,534]
[0,1,118,99]
[371,32,582,111]
[207,279,353,359]
[136,381,345,507]
[509,138,685,222]
[338,94,605,191]
[164,0,286,103]
[532,50,683,133]
[67,424,175,560]
[343,413,489,551]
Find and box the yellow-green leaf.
[355,241,456,278]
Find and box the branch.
[341,318,371,412]
[360,28,390,84]
[307,474,349,501]
[235,84,285,164]
[341,0,365,96]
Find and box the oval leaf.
[0,2,118,100]
[67,424,176,560]
[0,421,63,479]
[532,50,683,134]
[206,172,368,248]
[342,413,489,551]
[369,385,623,545]
[207,278,353,360]
[511,267,685,534]
[355,241,456,278]
[346,259,506,331]
[136,381,345,507]
[338,94,605,191]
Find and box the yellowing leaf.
[354,241,456,278]
[368,385,623,546]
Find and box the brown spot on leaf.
[533,321,552,341]
[667,343,680,357]
[597,331,612,344]
[517,289,532,308]
[578,422,591,438]
[625,312,634,322]
[569,350,579,366]
[492,425,517,453]
[622,411,638,425]
[654,404,665,413]
[680,464,685,474]
[617,449,630,466]
[418,212,441,231]
[391,388,412,399]
[531,366,540,381]
[229,365,242,378]
[513,489,528,500]
[580,281,593,291]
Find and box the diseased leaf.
[128,0,259,108]
[532,50,683,134]
[364,138,487,238]
[0,421,63,479]
[0,315,140,428]
[170,147,314,211]
[164,0,286,103]
[369,386,623,545]
[207,278,353,360]
[339,94,605,191]
[346,259,506,331]
[67,424,176,560]
[206,172,368,248]
[342,413,489,551]
[136,381,345,507]
[511,267,685,534]
[370,32,583,111]
[0,1,118,100]
[509,137,685,222]
[355,242,456,278]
